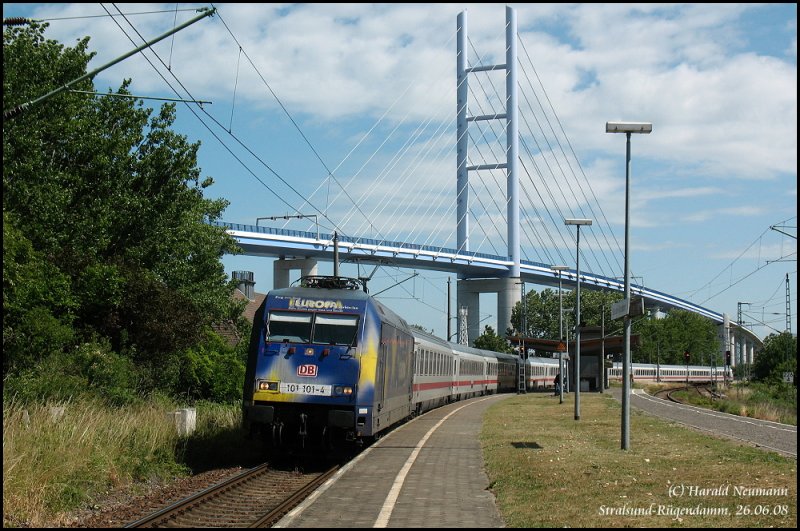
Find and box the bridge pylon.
[454,7,521,345]
[457,277,521,346]
[273,257,318,288]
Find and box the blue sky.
[3,3,797,341]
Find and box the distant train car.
[520,357,730,391]
[412,330,456,416]
[494,351,519,393]
[525,356,561,390]
[608,362,732,383]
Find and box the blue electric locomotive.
[242,276,414,449]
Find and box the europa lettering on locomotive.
[289,297,344,310]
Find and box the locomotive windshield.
[313,314,359,346]
[266,311,359,345]
[267,311,312,343]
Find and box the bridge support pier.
[273,258,318,289]
[456,277,521,345]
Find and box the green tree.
[410,324,434,335]
[511,288,622,339]
[3,22,241,395]
[3,213,76,373]
[510,285,722,366]
[473,325,513,353]
[632,310,719,365]
[752,332,797,383]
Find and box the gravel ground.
[58,467,247,528]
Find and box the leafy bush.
[177,331,246,402]
[3,340,142,406]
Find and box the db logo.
[297,364,318,377]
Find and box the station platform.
[275,394,510,528]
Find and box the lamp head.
[606,122,652,134]
[564,218,592,226]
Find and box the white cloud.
[23,4,795,187]
[6,3,796,334]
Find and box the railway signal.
[725,350,731,366]
[683,350,690,388]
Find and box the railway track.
[124,462,339,528]
[651,383,722,404]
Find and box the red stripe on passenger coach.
[413,381,452,391]
[454,379,496,387]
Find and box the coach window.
[313,314,359,346]
[267,311,312,343]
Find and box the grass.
[481,392,797,528]
[2,396,260,527]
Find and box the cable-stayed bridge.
[215,6,761,361]
[214,218,761,362]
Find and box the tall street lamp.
[564,218,592,421]
[562,307,573,393]
[606,121,652,450]
[551,265,569,404]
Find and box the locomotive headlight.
[333,386,354,396]
[257,380,279,392]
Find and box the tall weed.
[3,396,183,526]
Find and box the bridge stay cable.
[324,76,442,237]
[465,39,563,265]
[519,36,624,273]
[517,36,623,275]
[300,72,418,225]
[345,35,461,241]
[211,8,397,240]
[470,31,600,272]
[516,40,618,275]
[464,64,542,263]
[359,103,456,241]
[516,74,608,277]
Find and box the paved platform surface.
[275,394,510,528]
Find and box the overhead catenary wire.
[689,216,796,301]
[104,4,346,238]
[5,7,201,24]
[211,5,378,237]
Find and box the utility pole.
[447,277,452,342]
[787,273,792,334]
[737,302,750,368]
